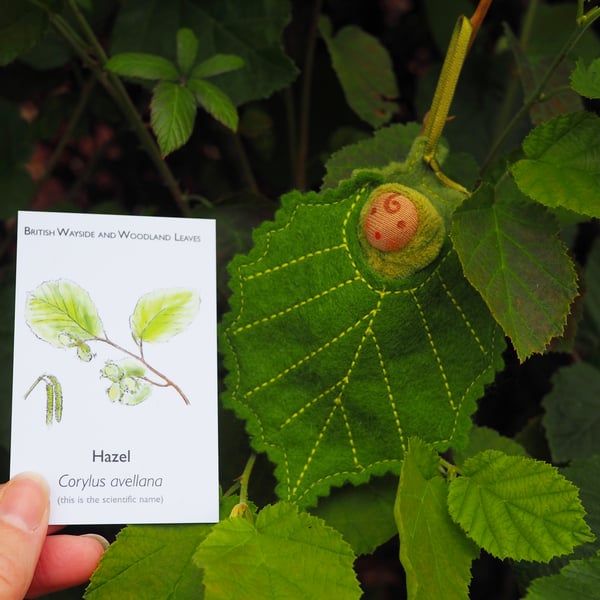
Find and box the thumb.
[0,473,50,600]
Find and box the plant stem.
[239,453,256,506]
[96,336,191,405]
[481,6,600,175]
[49,2,188,215]
[294,0,323,190]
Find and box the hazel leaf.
[447,450,594,561]
[25,279,104,347]
[194,502,361,599]
[130,288,200,344]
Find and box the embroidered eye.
[364,192,419,252]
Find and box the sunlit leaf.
[448,450,594,561]
[150,82,197,155]
[25,279,104,348]
[177,28,199,76]
[194,502,361,599]
[130,288,200,344]
[190,54,244,79]
[188,78,238,131]
[105,53,179,81]
[453,425,526,467]
[395,437,478,600]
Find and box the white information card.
[11,211,219,525]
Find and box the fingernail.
[0,472,50,533]
[82,533,110,551]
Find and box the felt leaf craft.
[222,137,505,507]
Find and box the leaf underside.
[222,139,504,508]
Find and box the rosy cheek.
[364,192,419,251]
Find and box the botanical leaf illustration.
[447,450,594,561]
[222,137,504,507]
[25,279,104,347]
[395,437,479,600]
[194,502,361,599]
[130,288,200,344]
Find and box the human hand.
[0,472,108,599]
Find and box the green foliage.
[447,450,594,561]
[319,17,399,128]
[395,438,478,600]
[3,1,600,598]
[194,502,362,599]
[451,180,578,360]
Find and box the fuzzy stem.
[239,453,257,506]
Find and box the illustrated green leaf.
[187,78,238,131]
[451,181,578,360]
[150,82,197,156]
[310,474,398,555]
[542,362,600,463]
[85,524,208,599]
[190,54,245,79]
[194,502,361,599]
[511,112,600,217]
[176,28,199,76]
[105,53,180,81]
[395,437,479,600]
[25,280,104,348]
[447,450,594,561]
[222,137,504,507]
[524,551,600,599]
[571,58,600,99]
[110,0,298,105]
[0,0,48,65]
[453,425,526,467]
[319,17,399,128]
[130,288,200,344]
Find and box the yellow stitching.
[292,402,338,496]
[371,329,407,451]
[243,309,378,398]
[280,381,340,428]
[438,273,487,355]
[410,289,456,410]
[245,244,347,280]
[233,277,361,334]
[338,399,362,467]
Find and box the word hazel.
[92,449,131,463]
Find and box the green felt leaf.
[511,112,600,217]
[194,502,361,599]
[451,181,578,360]
[395,438,479,600]
[571,58,600,99]
[453,426,526,467]
[222,137,504,507]
[310,474,398,556]
[104,53,179,81]
[319,17,399,128]
[176,28,199,76]
[447,450,594,561]
[584,237,600,333]
[85,524,208,599]
[0,0,48,65]
[542,362,600,463]
[322,122,422,190]
[150,81,197,155]
[190,54,245,80]
[524,551,600,599]
[25,280,104,348]
[110,0,297,106]
[130,288,200,344]
[188,78,239,131]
